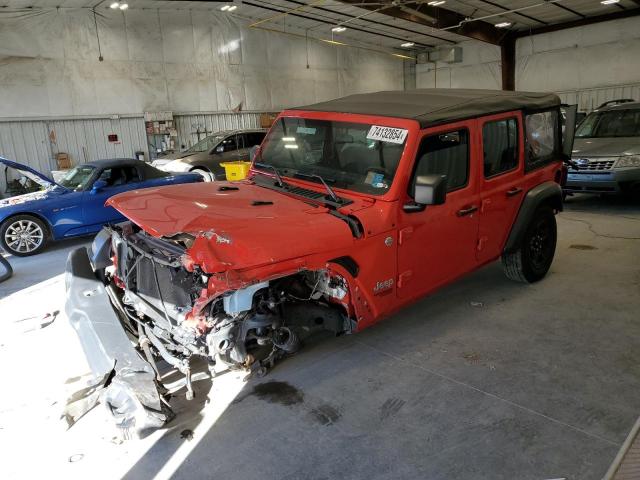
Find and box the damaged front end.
[65,222,353,435]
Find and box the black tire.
[0,214,50,257]
[502,206,557,283]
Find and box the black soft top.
[291,89,560,128]
[85,158,169,179]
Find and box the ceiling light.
[110,2,119,8]
[284,144,299,149]
[228,5,237,11]
[495,22,512,28]
[119,2,128,10]
[427,1,445,5]
[400,42,415,48]
[220,5,230,10]
[282,137,296,141]
[601,0,620,4]
[332,26,347,33]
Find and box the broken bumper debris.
[64,247,170,436]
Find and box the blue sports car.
[0,157,202,256]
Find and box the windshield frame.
[576,108,640,138]
[251,111,419,202]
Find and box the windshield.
[576,109,640,138]
[185,135,225,154]
[257,117,407,195]
[59,165,95,190]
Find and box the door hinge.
[398,270,412,288]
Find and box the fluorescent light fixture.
[495,22,512,28]
[284,144,299,149]
[601,0,620,4]
[331,26,347,32]
[228,5,237,11]
[393,53,414,60]
[221,5,230,10]
[110,2,119,8]
[321,39,347,46]
[119,2,128,10]
[400,42,415,48]
[427,1,445,5]
[282,137,296,141]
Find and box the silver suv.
[565,102,640,195]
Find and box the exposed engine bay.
[90,222,353,422]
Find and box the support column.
[501,35,516,91]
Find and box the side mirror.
[90,179,107,194]
[405,175,447,212]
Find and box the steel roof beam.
[513,7,640,37]
[280,0,455,43]
[243,0,434,46]
[335,0,506,45]
[476,0,548,25]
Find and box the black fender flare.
[503,181,562,254]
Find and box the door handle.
[506,187,523,197]
[457,205,478,217]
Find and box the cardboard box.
[260,113,278,128]
[55,153,71,170]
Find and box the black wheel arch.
[503,181,562,254]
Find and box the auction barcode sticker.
[366,126,408,144]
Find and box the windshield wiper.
[254,162,285,187]
[294,172,340,203]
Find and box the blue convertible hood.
[0,156,65,190]
[0,189,53,209]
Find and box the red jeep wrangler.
[65,89,576,433]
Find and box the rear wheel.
[502,206,557,283]
[0,214,49,256]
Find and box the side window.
[525,110,558,169]
[411,129,469,193]
[249,132,265,147]
[97,166,140,187]
[218,135,238,152]
[482,118,518,178]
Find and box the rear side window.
[98,166,140,187]
[248,132,266,147]
[525,110,558,170]
[482,118,518,177]
[412,129,469,193]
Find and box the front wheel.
[502,206,557,283]
[0,214,49,256]
[191,168,215,182]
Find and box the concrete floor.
[1,194,639,480]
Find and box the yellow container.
[220,161,252,181]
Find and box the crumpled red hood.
[107,181,357,272]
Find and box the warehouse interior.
[1,1,640,479]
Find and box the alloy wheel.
[4,219,44,254]
[528,216,553,271]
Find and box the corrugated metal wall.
[0,121,54,173]
[48,117,148,165]
[557,83,640,112]
[0,111,272,176]
[0,117,147,173]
